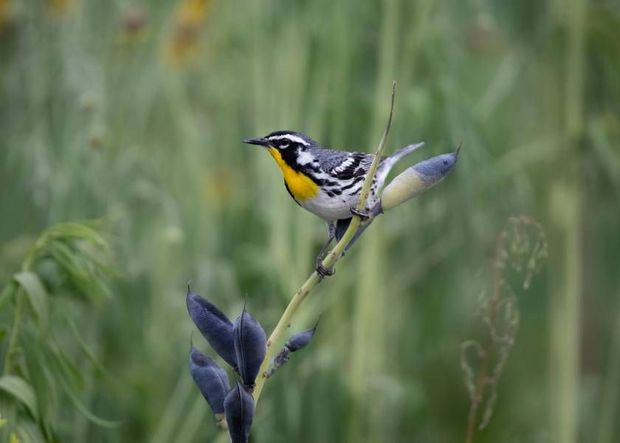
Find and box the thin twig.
[252,82,397,404]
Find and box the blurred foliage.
[0,0,619,442]
[0,222,115,442]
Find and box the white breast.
[299,190,357,222]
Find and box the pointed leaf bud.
[381,150,459,211]
[233,307,267,389]
[224,383,255,443]
[186,286,237,370]
[189,347,231,415]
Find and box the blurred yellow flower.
[48,0,78,16]
[0,0,10,32]
[116,6,148,48]
[163,0,211,65]
[202,168,237,210]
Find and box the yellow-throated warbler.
[244,130,426,274]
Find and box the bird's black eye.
[280,143,289,149]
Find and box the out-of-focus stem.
[548,0,587,441]
[596,294,620,443]
[464,224,504,443]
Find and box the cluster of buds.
[187,286,315,442]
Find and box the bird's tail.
[385,142,425,169]
[375,142,425,190]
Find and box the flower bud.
[189,347,230,415]
[233,307,267,389]
[224,383,255,443]
[381,150,459,211]
[266,324,318,378]
[186,286,237,370]
[286,324,317,352]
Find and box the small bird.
[244,130,424,274]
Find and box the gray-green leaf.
[0,375,39,421]
[14,271,49,328]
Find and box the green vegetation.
[1,0,619,442]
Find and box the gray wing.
[315,148,375,180]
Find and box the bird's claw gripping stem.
[315,262,335,278]
[350,207,370,221]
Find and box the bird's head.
[244,130,317,153]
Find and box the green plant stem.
[597,298,620,443]
[464,235,503,443]
[252,82,396,404]
[548,0,586,441]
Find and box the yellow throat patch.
[268,148,319,201]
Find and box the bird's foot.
[350,207,370,221]
[315,258,335,278]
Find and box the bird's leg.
[334,218,351,242]
[316,222,336,261]
[344,202,384,252]
[315,222,336,277]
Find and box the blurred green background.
[1,0,619,442]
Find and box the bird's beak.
[244,137,270,147]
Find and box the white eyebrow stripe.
[266,134,310,146]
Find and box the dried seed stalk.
[463,215,547,443]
